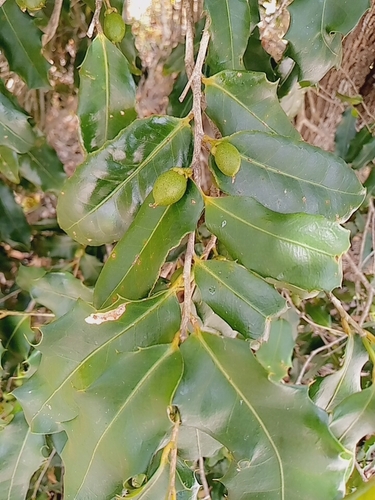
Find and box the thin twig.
[196,429,211,499]
[296,336,347,384]
[201,235,217,260]
[31,448,56,500]
[87,0,103,38]
[180,5,210,341]
[42,0,64,46]
[359,199,374,268]
[0,310,55,320]
[345,253,375,293]
[328,292,369,338]
[168,416,180,500]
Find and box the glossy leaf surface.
[62,344,182,500]
[330,384,375,450]
[0,412,45,500]
[0,1,50,89]
[256,318,296,382]
[286,0,370,84]
[94,181,203,308]
[209,131,365,222]
[78,33,136,153]
[57,116,192,245]
[19,138,66,193]
[0,183,30,250]
[312,335,368,412]
[205,196,350,292]
[204,0,251,72]
[203,70,298,137]
[14,291,181,434]
[194,259,286,339]
[0,91,35,154]
[0,146,19,183]
[174,332,349,500]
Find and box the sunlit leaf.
[345,476,375,499]
[0,182,31,250]
[205,195,350,292]
[194,259,286,339]
[61,344,182,499]
[57,116,192,245]
[14,291,181,434]
[0,412,45,500]
[286,0,370,84]
[204,0,251,72]
[78,33,136,153]
[209,131,365,222]
[94,181,203,308]
[174,332,350,500]
[0,91,35,154]
[203,70,298,137]
[0,1,51,89]
[312,335,368,412]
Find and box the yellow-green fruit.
[153,170,187,206]
[213,141,241,177]
[104,12,126,43]
[19,0,45,10]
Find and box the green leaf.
[77,33,137,153]
[255,318,296,382]
[243,28,275,81]
[335,108,358,159]
[203,70,299,138]
[194,259,286,339]
[204,0,251,72]
[178,426,222,462]
[344,476,375,499]
[0,315,34,365]
[94,180,203,308]
[14,291,181,434]
[352,138,375,169]
[205,195,350,292]
[0,182,31,250]
[286,0,370,84]
[79,253,103,286]
[346,127,373,163]
[61,344,182,499]
[330,384,375,450]
[0,1,51,89]
[28,271,93,317]
[174,332,350,500]
[209,131,365,222]
[18,137,66,193]
[119,25,142,76]
[0,412,45,500]
[312,335,368,412]
[0,91,35,154]
[57,116,192,245]
[0,146,20,183]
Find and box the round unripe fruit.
[153,170,188,206]
[212,141,241,177]
[104,12,126,43]
[19,0,45,10]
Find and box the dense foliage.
[1,0,375,499]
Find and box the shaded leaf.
[0,91,35,154]
[312,335,368,412]
[209,131,365,222]
[346,127,373,163]
[205,195,350,292]
[119,25,142,75]
[0,412,45,500]
[0,1,51,89]
[57,116,192,245]
[18,137,66,193]
[194,259,286,339]
[94,181,203,308]
[14,291,181,434]
[0,146,20,183]
[174,332,349,500]
[352,137,375,170]
[243,27,275,81]
[0,182,31,250]
[286,0,370,84]
[61,344,182,499]
[204,70,298,138]
[28,271,93,317]
[178,426,222,462]
[335,108,358,159]
[79,253,103,286]
[78,33,136,153]
[204,0,251,72]
[0,315,34,366]
[330,384,375,450]
[256,318,296,382]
